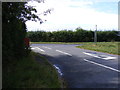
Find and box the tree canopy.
[2,1,48,63]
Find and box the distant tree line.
[27,28,120,42]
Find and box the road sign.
[24,38,30,49]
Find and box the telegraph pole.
[94,25,97,43]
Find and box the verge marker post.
[94,25,97,44]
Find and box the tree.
[2,1,51,63]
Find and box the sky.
[26,0,119,31]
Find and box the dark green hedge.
[27,29,120,42]
[2,2,30,64]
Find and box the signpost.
[24,37,30,49]
[94,25,97,43]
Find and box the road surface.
[31,44,120,88]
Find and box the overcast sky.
[26,0,119,31]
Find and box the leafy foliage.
[2,2,42,64]
[2,2,59,88]
[27,29,120,42]
[97,31,120,42]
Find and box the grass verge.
[3,51,63,88]
[76,42,120,55]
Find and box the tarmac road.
[31,44,120,88]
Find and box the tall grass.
[3,52,62,88]
[76,42,120,55]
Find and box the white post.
[94,25,97,43]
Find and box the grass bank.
[3,51,63,88]
[76,42,120,55]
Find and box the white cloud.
[72,0,119,2]
[26,0,118,31]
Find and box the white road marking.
[42,46,52,49]
[31,47,35,50]
[83,52,117,60]
[56,50,72,56]
[53,65,63,76]
[31,47,45,52]
[84,59,120,73]
[83,52,101,59]
[36,47,45,52]
[99,55,117,60]
[102,57,117,60]
[100,55,109,57]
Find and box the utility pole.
[94,25,97,43]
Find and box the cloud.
[26,0,118,31]
[72,0,119,2]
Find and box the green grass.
[3,52,62,88]
[76,42,120,55]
